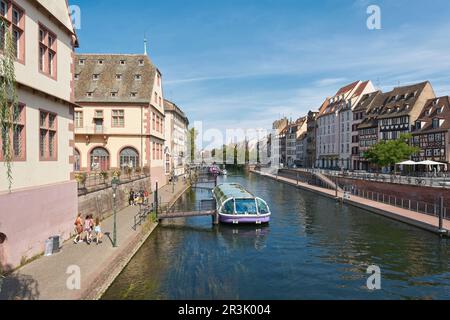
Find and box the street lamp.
[111,176,119,248]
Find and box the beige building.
[164,100,189,178]
[74,53,167,190]
[0,0,78,270]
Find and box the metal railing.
[76,168,150,193]
[297,168,450,189]
[344,186,450,220]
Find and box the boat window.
[257,199,270,214]
[235,199,258,215]
[223,200,235,215]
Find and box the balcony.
[75,126,109,135]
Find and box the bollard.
[439,196,444,231]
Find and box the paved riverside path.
[0,180,190,300]
[252,170,450,235]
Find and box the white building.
[316,81,375,170]
[164,100,189,178]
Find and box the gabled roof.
[164,99,189,124]
[413,96,450,134]
[35,0,76,35]
[336,81,360,96]
[354,90,382,112]
[75,54,157,104]
[376,81,434,120]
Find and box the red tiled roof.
[335,81,360,96]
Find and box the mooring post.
[439,196,444,231]
[335,175,338,198]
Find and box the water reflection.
[103,173,450,300]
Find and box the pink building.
[0,0,79,270]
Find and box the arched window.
[74,149,81,171]
[120,147,139,169]
[90,147,110,171]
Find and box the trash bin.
[44,238,53,257]
[50,236,60,254]
[44,236,60,257]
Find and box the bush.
[75,172,87,185]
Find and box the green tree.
[0,22,19,191]
[244,139,250,164]
[188,128,198,163]
[222,144,227,165]
[364,134,419,171]
[257,142,260,164]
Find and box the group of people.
[74,213,103,245]
[129,189,149,206]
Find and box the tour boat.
[212,183,271,225]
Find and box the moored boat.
[212,183,271,225]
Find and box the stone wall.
[78,177,152,220]
[333,176,450,207]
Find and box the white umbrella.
[397,160,418,166]
[417,160,444,166]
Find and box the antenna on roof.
[144,33,148,56]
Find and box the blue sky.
[72,0,450,146]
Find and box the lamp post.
[111,177,119,248]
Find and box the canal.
[103,172,450,300]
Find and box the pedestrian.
[73,213,84,244]
[94,217,103,245]
[129,189,135,206]
[84,215,94,244]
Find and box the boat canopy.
[213,184,270,216]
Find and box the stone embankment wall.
[78,177,152,220]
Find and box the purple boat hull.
[219,214,271,225]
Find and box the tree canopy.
[364,133,419,169]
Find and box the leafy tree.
[364,134,419,171]
[188,128,198,163]
[257,142,260,164]
[0,22,18,191]
[222,144,227,165]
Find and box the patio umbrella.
[397,160,418,166]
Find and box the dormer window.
[432,118,440,129]
[111,92,118,97]
[98,59,104,65]
[74,74,80,80]
[138,59,144,66]
[415,121,422,130]
[93,74,99,81]
[116,74,122,80]
[79,59,85,65]
[437,107,443,114]
[87,92,93,97]
[119,60,126,65]
[135,74,142,81]
[426,109,432,115]
[130,92,137,98]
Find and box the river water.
[103,173,450,300]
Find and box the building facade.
[377,82,435,143]
[351,91,381,170]
[74,54,167,190]
[305,110,320,168]
[0,0,78,270]
[164,99,189,178]
[412,96,450,165]
[316,81,375,169]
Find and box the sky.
[72,0,450,148]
